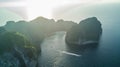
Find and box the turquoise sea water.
[39,22,120,67]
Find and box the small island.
[65,17,102,46]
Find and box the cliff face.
[0,28,38,67]
[65,17,102,45]
[0,17,76,67]
[4,17,76,45]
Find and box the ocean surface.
[39,21,120,67]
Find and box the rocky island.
[65,17,102,46]
[0,17,76,67]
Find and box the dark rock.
[0,31,39,67]
[0,16,88,67]
[65,17,102,46]
[0,16,77,67]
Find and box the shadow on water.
[66,42,100,55]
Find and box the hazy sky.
[0,0,120,25]
[0,0,120,19]
[53,3,120,22]
[0,0,24,2]
[27,0,120,20]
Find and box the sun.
[27,0,81,20]
[27,0,55,20]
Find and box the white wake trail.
[58,50,81,57]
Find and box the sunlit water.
[39,21,120,67]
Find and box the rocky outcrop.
[4,17,76,38]
[0,29,39,67]
[0,17,76,67]
[65,17,102,46]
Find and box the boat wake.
[58,50,81,57]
